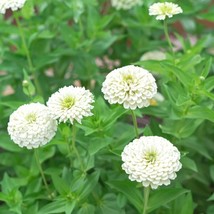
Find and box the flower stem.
[14,15,43,96]
[131,110,139,138]
[67,137,73,167]
[34,149,52,198]
[143,186,150,214]
[163,20,174,55]
[71,124,84,171]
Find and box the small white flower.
[47,86,94,124]
[149,92,165,106]
[140,50,166,61]
[7,103,57,149]
[122,136,182,189]
[102,65,157,110]
[0,0,27,14]
[111,0,143,10]
[149,2,183,20]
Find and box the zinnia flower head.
[140,50,166,61]
[7,103,57,149]
[149,92,165,106]
[101,65,157,110]
[111,0,143,10]
[0,0,27,14]
[47,86,94,124]
[149,2,183,20]
[121,136,182,189]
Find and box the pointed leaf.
[148,188,189,212]
[107,180,143,212]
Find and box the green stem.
[34,149,52,198]
[67,137,73,167]
[163,20,174,55]
[131,110,139,138]
[143,187,150,214]
[71,124,84,171]
[14,15,43,96]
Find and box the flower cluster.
[149,2,183,20]
[0,0,27,14]
[111,0,143,10]
[47,86,94,124]
[7,103,57,149]
[102,65,157,110]
[121,136,182,189]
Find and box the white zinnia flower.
[0,0,27,14]
[140,50,166,61]
[111,0,143,10]
[121,136,182,189]
[101,65,157,110]
[47,86,94,124]
[149,2,183,20]
[7,103,57,149]
[149,92,165,106]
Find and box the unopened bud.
[22,80,29,87]
[199,76,205,81]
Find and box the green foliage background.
[0,0,214,213]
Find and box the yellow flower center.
[61,96,75,109]
[123,74,134,84]
[149,99,158,106]
[25,113,37,123]
[145,151,157,164]
[160,5,172,14]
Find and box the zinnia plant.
[0,0,213,213]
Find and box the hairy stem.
[131,110,139,138]
[71,124,84,171]
[15,15,43,96]
[143,186,150,214]
[163,20,174,55]
[67,137,73,167]
[34,149,52,198]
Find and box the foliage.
[0,0,214,213]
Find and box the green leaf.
[107,180,143,213]
[0,133,22,152]
[78,171,100,201]
[36,147,56,163]
[148,188,189,212]
[63,0,84,23]
[51,174,70,195]
[78,203,95,214]
[172,192,193,214]
[207,205,214,214]
[161,119,203,138]
[21,0,34,19]
[204,76,214,92]
[38,199,67,214]
[97,194,124,214]
[178,54,202,71]
[181,156,198,172]
[161,62,194,86]
[0,192,9,203]
[23,203,38,214]
[197,8,214,21]
[22,69,36,97]
[210,165,214,182]
[143,125,153,136]
[200,57,212,78]
[88,137,112,155]
[208,193,214,201]
[65,201,76,214]
[181,137,212,160]
[186,106,214,123]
